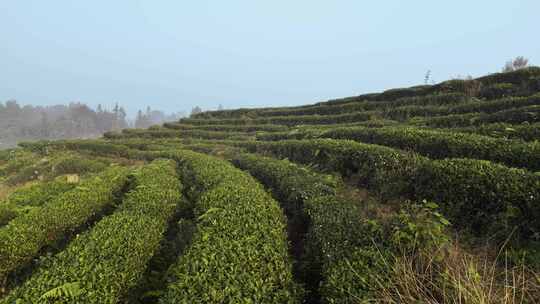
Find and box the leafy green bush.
[51,155,109,176]
[414,159,540,241]
[232,153,369,302]
[238,139,426,200]
[283,126,540,171]
[2,159,183,303]
[235,139,540,242]
[6,179,75,207]
[157,150,301,303]
[449,122,540,141]
[476,66,540,86]
[479,83,519,99]
[0,166,130,284]
[0,204,17,227]
[181,110,380,126]
[163,122,289,132]
[321,201,450,303]
[0,179,77,227]
[108,128,252,141]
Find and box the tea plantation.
[1,68,540,303]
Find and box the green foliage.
[181,110,379,127]
[235,139,540,243]
[479,83,519,99]
[107,128,252,141]
[0,179,75,227]
[415,159,540,242]
[0,204,18,227]
[8,180,70,208]
[320,200,451,303]
[449,122,540,142]
[0,166,130,284]
[158,151,301,303]
[423,103,540,127]
[50,155,109,176]
[163,122,289,132]
[267,125,540,171]
[1,159,183,303]
[238,139,427,200]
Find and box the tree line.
[0,101,184,149]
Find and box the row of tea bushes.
[1,159,183,303]
[163,122,289,132]
[382,94,540,122]
[235,139,540,243]
[422,105,540,127]
[0,166,131,285]
[1,152,109,186]
[138,150,302,303]
[257,126,540,171]
[0,150,38,178]
[0,179,75,227]
[105,128,251,141]
[190,67,540,119]
[447,122,540,142]
[232,152,389,302]
[256,93,468,118]
[19,140,132,158]
[180,110,379,127]
[188,68,540,121]
[181,94,539,127]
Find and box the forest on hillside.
[0,101,184,149]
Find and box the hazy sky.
[1,1,539,116]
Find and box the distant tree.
[118,107,128,129]
[424,70,431,85]
[190,106,202,117]
[218,104,224,111]
[503,56,529,72]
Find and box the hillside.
[1,67,540,303]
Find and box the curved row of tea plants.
[1,159,183,303]
[447,122,540,141]
[163,122,289,132]
[0,166,130,285]
[105,128,251,141]
[0,179,75,227]
[256,126,540,171]
[234,139,540,243]
[423,104,540,127]
[188,92,539,125]
[231,152,386,302]
[181,110,379,126]
[135,150,302,303]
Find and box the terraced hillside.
[1,67,540,303]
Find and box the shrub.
[479,83,519,99]
[158,151,301,303]
[297,126,540,171]
[2,160,183,303]
[450,122,540,142]
[414,159,540,241]
[0,166,130,284]
[234,139,540,243]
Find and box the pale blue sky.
[1,1,539,116]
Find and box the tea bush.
[1,159,183,303]
[0,166,130,284]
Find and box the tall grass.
[365,240,540,303]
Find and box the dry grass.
[372,241,540,304]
